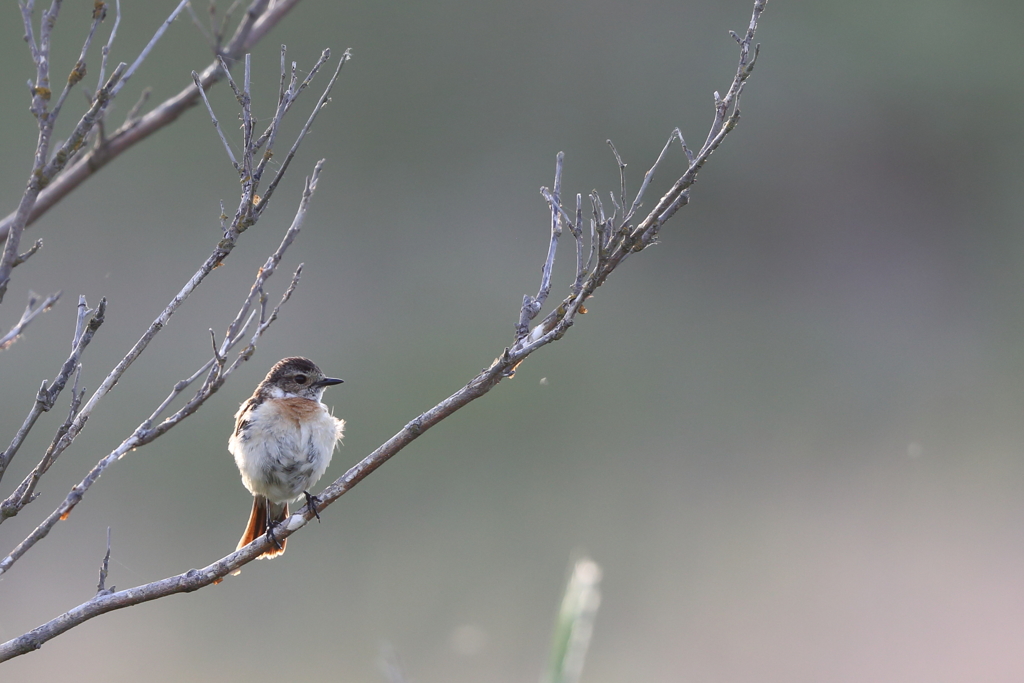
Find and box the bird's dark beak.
[317,377,344,387]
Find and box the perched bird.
[229,357,345,558]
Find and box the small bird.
[229,357,345,558]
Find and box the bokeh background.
[2,1,1023,681]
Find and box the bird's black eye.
[294,374,308,385]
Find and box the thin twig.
[624,129,682,223]
[96,527,112,595]
[516,152,564,341]
[257,50,350,212]
[185,0,215,52]
[192,70,240,170]
[11,238,44,268]
[213,0,245,51]
[122,87,150,126]
[252,48,332,168]
[241,54,254,184]
[97,0,121,93]
[608,140,627,223]
[49,2,106,121]
[570,193,585,295]
[0,289,60,351]
[110,0,189,97]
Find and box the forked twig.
[0,296,103,497]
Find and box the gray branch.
[0,288,60,351]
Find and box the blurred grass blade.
[543,557,602,683]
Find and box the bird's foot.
[265,520,284,550]
[303,491,322,522]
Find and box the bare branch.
[185,0,215,52]
[96,527,112,595]
[257,49,350,212]
[0,0,304,242]
[516,152,564,341]
[0,160,325,570]
[0,288,60,351]
[0,0,765,660]
[224,0,272,57]
[49,1,106,122]
[1,0,197,302]
[110,0,189,97]
[252,47,332,166]
[0,43,337,562]
[221,161,323,355]
[0,296,103,494]
[96,0,122,92]
[191,69,240,170]
[39,63,127,181]
[297,0,769,532]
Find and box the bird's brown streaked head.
[259,356,343,400]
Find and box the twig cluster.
[0,37,346,568]
[0,1,349,662]
[1,1,164,303]
[0,296,105,517]
[1,0,303,332]
[0,0,303,244]
[0,0,766,665]
[309,0,764,526]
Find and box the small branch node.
[96,527,112,595]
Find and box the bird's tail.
[237,495,289,559]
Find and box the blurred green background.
[2,0,1023,681]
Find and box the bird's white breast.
[229,397,345,503]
